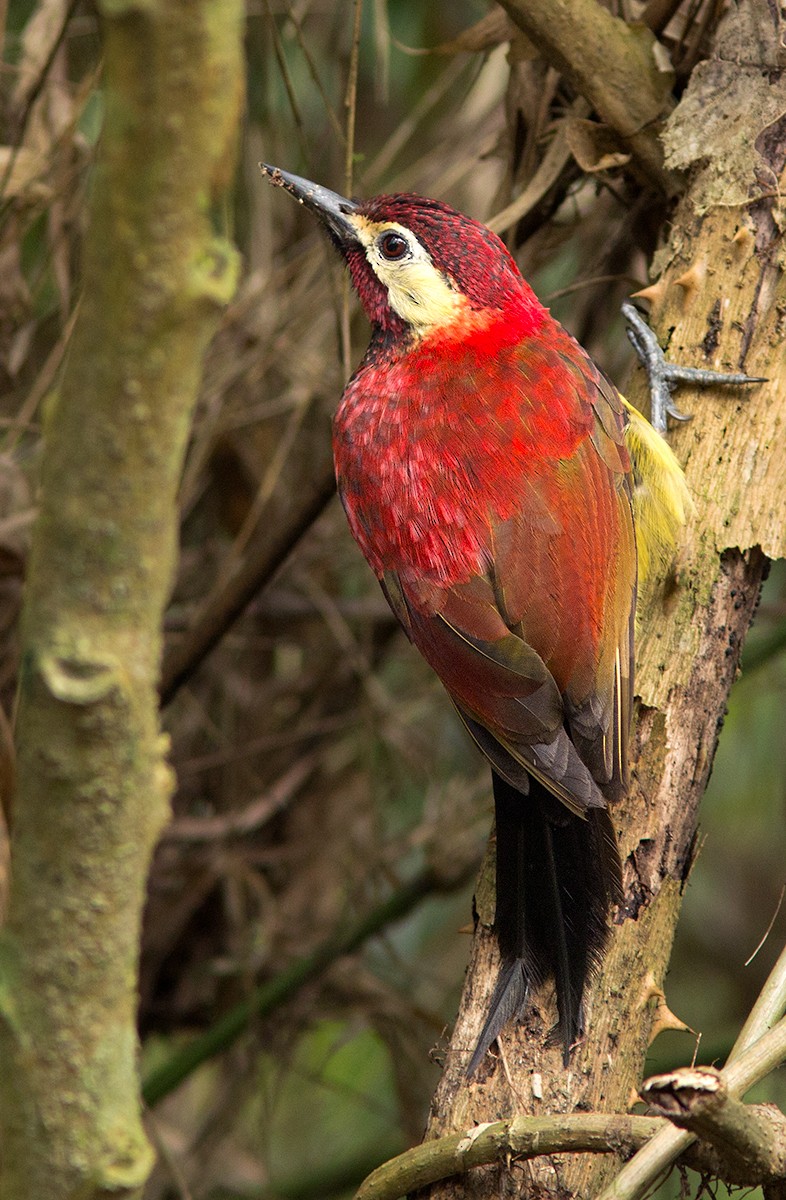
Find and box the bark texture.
[0,2,243,1197]
[418,4,786,1197]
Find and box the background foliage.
[1,1,784,1197]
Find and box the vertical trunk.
[0,2,243,1197]
[420,5,786,1196]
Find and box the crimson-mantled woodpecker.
[261,166,696,1073]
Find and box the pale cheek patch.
[376,259,464,331]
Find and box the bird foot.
[621,301,766,434]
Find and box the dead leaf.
[564,118,632,173]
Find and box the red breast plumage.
[263,167,636,1070]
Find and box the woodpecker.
[261,166,695,1073]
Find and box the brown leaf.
[564,118,632,174]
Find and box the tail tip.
[466,971,585,1075]
[465,958,530,1077]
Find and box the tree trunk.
[419,4,786,1196]
[0,2,243,1197]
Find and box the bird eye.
[378,231,410,261]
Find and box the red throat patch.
[333,301,598,591]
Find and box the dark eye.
[378,231,410,261]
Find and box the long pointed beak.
[259,164,360,245]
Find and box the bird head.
[261,165,544,345]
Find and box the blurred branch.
[487,96,589,235]
[1,0,79,192]
[640,0,684,34]
[741,617,786,675]
[341,0,364,378]
[162,755,318,842]
[497,0,677,191]
[279,0,345,147]
[364,56,469,187]
[343,0,364,193]
[262,0,311,161]
[160,460,336,705]
[252,1139,405,1200]
[0,0,243,1193]
[142,861,476,1106]
[732,938,786,1058]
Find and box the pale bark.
[414,3,786,1197]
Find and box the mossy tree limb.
[0,2,243,1197]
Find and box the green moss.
[0,2,244,1196]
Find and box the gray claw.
[621,301,766,435]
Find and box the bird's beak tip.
[258,162,286,188]
[259,164,360,244]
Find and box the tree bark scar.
[619,841,654,920]
[702,299,722,359]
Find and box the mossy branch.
[354,1015,786,1200]
[642,1067,786,1184]
[160,457,336,704]
[357,940,786,1198]
[355,1114,662,1200]
[600,1018,786,1200]
[0,2,243,1197]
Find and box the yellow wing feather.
[622,398,694,586]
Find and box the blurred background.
[1,0,784,1196]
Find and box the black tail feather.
[541,813,575,1064]
[466,958,531,1076]
[467,772,622,1074]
